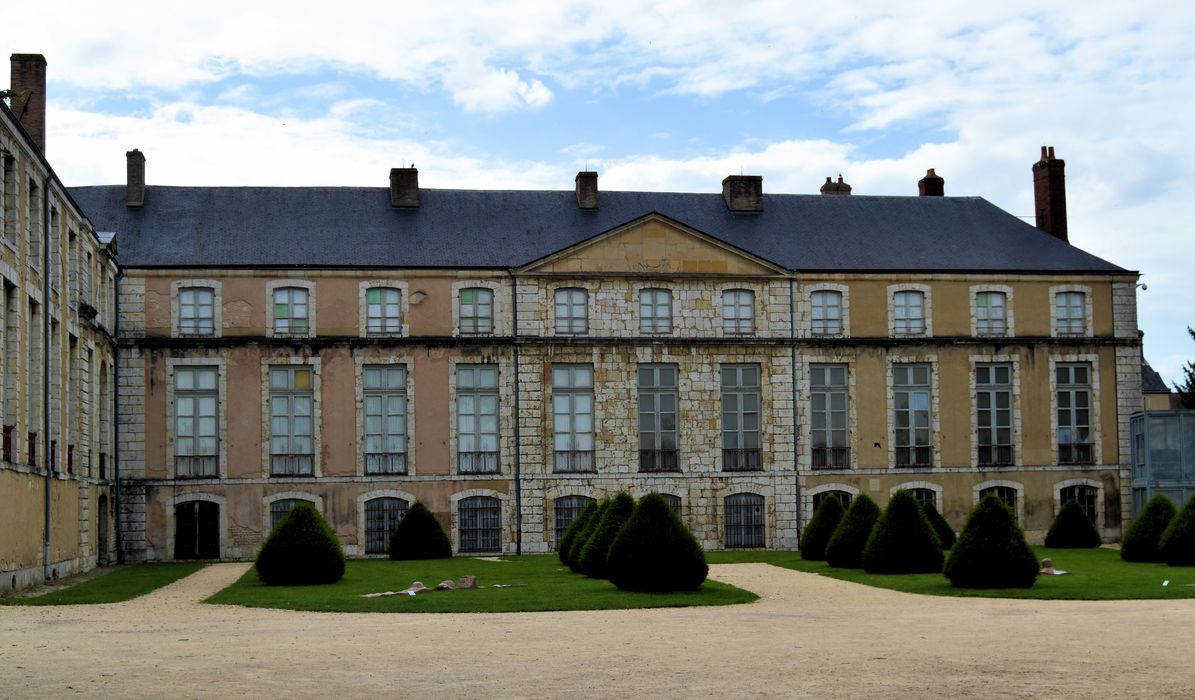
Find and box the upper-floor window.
[976,363,1013,466]
[893,290,926,335]
[552,364,594,472]
[722,289,754,335]
[459,287,494,335]
[638,364,679,472]
[721,364,762,471]
[1057,363,1093,464]
[810,364,849,469]
[975,291,1008,336]
[363,366,407,475]
[174,366,218,477]
[893,363,932,467]
[1,155,15,247]
[457,364,499,474]
[269,366,314,476]
[639,288,672,334]
[554,288,588,335]
[179,287,216,336]
[273,287,310,335]
[811,290,844,335]
[1055,291,1086,336]
[366,287,402,334]
[27,180,41,268]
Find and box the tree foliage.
[388,501,452,560]
[943,494,1037,589]
[558,500,598,567]
[577,492,636,579]
[568,499,608,572]
[1175,327,1195,409]
[1159,494,1195,567]
[920,501,956,550]
[1121,494,1178,563]
[608,493,708,592]
[1044,500,1102,548]
[255,503,345,585]
[801,495,846,561]
[825,494,880,569]
[863,490,944,574]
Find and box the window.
[810,364,849,468]
[661,494,682,517]
[893,364,932,467]
[179,287,215,336]
[554,288,588,335]
[975,291,1007,335]
[811,290,843,335]
[457,365,499,474]
[364,497,408,555]
[639,288,672,334]
[366,287,402,334]
[1055,291,1086,336]
[893,290,926,335]
[174,367,218,477]
[723,289,754,334]
[269,498,312,531]
[273,287,309,335]
[976,364,1013,466]
[812,490,852,512]
[722,364,762,471]
[1060,485,1098,525]
[554,495,595,544]
[638,364,678,472]
[458,496,500,553]
[27,180,41,268]
[459,287,493,335]
[979,486,1017,517]
[363,366,407,475]
[1,155,15,246]
[725,493,765,548]
[908,488,937,508]
[552,365,594,472]
[269,366,314,476]
[1057,363,1093,464]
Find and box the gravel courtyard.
[1,562,1192,698]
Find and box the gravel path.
[1,563,1193,698]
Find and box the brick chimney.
[575,171,598,209]
[722,175,763,212]
[1033,146,1067,242]
[9,54,47,155]
[126,149,145,208]
[389,167,419,208]
[918,168,944,196]
[820,175,851,195]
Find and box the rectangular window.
[975,291,1007,335]
[459,287,493,334]
[457,364,499,474]
[722,289,754,334]
[638,364,678,472]
[976,363,1013,466]
[1055,292,1086,336]
[811,290,843,335]
[552,364,594,472]
[48,208,59,289]
[893,364,932,467]
[366,287,402,334]
[174,367,218,477]
[810,364,849,468]
[721,364,762,471]
[273,287,309,335]
[639,288,672,334]
[1,155,15,246]
[458,496,501,553]
[893,290,925,335]
[27,180,41,268]
[554,288,588,334]
[363,366,407,474]
[1057,363,1093,464]
[179,287,215,335]
[269,366,314,476]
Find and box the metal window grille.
[661,494,683,517]
[273,287,309,334]
[457,364,499,474]
[179,287,215,335]
[721,364,762,471]
[459,287,494,334]
[366,287,403,334]
[365,497,409,554]
[99,452,107,480]
[812,491,852,513]
[811,364,849,469]
[1056,363,1093,465]
[908,488,937,508]
[2,425,14,463]
[554,495,595,543]
[975,292,1007,335]
[269,498,311,531]
[638,364,679,472]
[725,493,765,548]
[459,496,501,553]
[269,366,314,476]
[553,288,588,334]
[811,290,843,335]
[67,445,74,474]
[893,364,932,467]
[1055,291,1086,335]
[175,366,219,477]
[552,364,595,471]
[639,288,672,334]
[979,486,1017,518]
[722,289,754,334]
[1060,485,1098,524]
[364,366,407,475]
[27,431,36,467]
[976,363,1014,466]
[893,290,926,335]
[49,440,56,472]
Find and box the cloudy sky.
[9,1,1195,381]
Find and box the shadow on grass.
[1,562,205,605]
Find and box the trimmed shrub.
[388,501,452,560]
[558,501,599,567]
[801,495,845,561]
[825,494,880,569]
[1159,494,1195,567]
[608,493,708,592]
[944,494,1038,588]
[568,499,609,572]
[255,503,345,585]
[921,501,956,550]
[1044,500,1102,548]
[863,490,944,574]
[578,492,636,579]
[1122,494,1178,562]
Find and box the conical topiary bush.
[1159,494,1195,567]
[1122,494,1178,562]
[863,490,944,574]
[608,493,708,592]
[568,499,609,572]
[1044,500,1102,548]
[944,494,1037,588]
[558,500,599,567]
[825,494,880,569]
[578,492,636,579]
[801,495,845,561]
[255,503,346,585]
[388,501,452,560]
[921,501,956,550]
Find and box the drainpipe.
[41,174,52,580]
[113,265,122,563]
[510,272,522,555]
[790,277,801,546]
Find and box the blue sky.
[10,1,1195,382]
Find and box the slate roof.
[1142,359,1171,393]
[67,185,1129,273]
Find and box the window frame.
[724,493,765,548]
[177,286,216,336]
[173,366,219,478]
[811,490,852,512]
[974,291,1008,336]
[456,364,500,474]
[458,495,501,553]
[362,365,408,475]
[722,289,755,335]
[268,497,315,532]
[811,289,844,336]
[553,287,588,335]
[893,363,933,468]
[976,363,1014,466]
[269,284,313,337]
[1056,362,1094,465]
[364,496,409,555]
[979,486,1018,517]
[721,364,762,471]
[892,289,927,336]
[1059,484,1099,526]
[365,286,403,335]
[637,364,679,472]
[553,495,595,544]
[1053,290,1088,337]
[268,365,315,477]
[639,288,673,335]
[552,364,595,472]
[459,286,494,335]
[810,364,850,469]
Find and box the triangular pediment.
[519,213,785,276]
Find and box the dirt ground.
[1,562,1193,699]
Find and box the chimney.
[389,167,419,208]
[9,54,47,155]
[575,171,598,209]
[722,175,763,212]
[820,175,852,196]
[126,149,145,208]
[1033,146,1067,242]
[918,168,944,196]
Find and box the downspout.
[510,272,522,555]
[790,277,801,547]
[113,264,122,563]
[41,174,52,580]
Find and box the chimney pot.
[126,149,145,208]
[1032,145,1068,241]
[820,174,852,196]
[9,53,47,155]
[575,171,598,209]
[389,167,419,208]
[722,175,763,212]
[918,168,944,196]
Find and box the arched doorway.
[175,500,219,559]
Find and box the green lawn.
[1,562,205,606]
[206,555,758,613]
